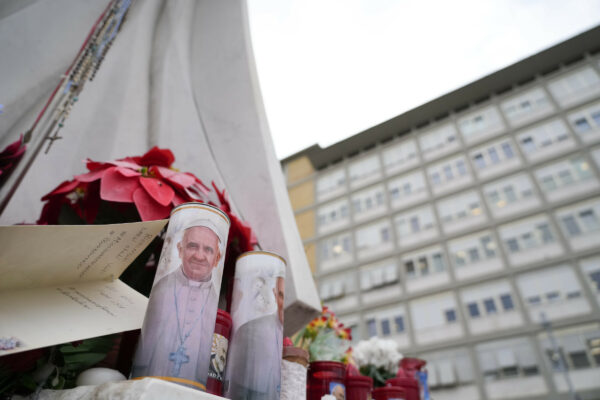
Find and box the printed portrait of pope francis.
[131,217,226,391]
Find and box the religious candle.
[130,202,230,391]
[225,251,286,400]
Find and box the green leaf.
[62,353,107,371]
[17,373,37,391]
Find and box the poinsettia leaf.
[74,169,106,183]
[138,146,174,167]
[42,180,79,200]
[156,167,196,188]
[115,166,141,178]
[100,167,140,203]
[132,187,171,221]
[109,160,142,170]
[86,159,110,171]
[171,191,187,207]
[139,177,174,207]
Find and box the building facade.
[282,27,600,400]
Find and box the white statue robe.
[132,266,218,389]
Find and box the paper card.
[0,279,148,355]
[0,220,168,355]
[0,220,167,291]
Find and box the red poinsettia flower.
[0,134,26,180]
[38,147,211,223]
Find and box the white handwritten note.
[0,220,167,355]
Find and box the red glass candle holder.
[346,375,373,400]
[372,386,406,400]
[307,361,346,400]
[386,377,419,400]
[206,309,232,396]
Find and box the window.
[506,238,519,253]
[501,142,514,158]
[418,257,429,276]
[527,295,542,305]
[523,366,539,376]
[516,119,573,160]
[484,173,539,216]
[569,351,591,369]
[457,160,467,176]
[410,217,420,232]
[381,319,391,336]
[428,156,471,192]
[405,260,415,277]
[537,223,554,243]
[548,66,600,107]
[580,209,600,231]
[500,294,515,311]
[467,302,480,318]
[445,309,457,323]
[488,147,500,164]
[483,298,497,314]
[419,123,459,160]
[404,248,447,279]
[471,139,519,177]
[317,168,346,200]
[395,206,437,239]
[394,316,405,333]
[521,137,535,153]
[474,154,485,169]
[356,220,393,255]
[437,190,485,230]
[352,185,387,220]
[481,236,496,257]
[383,140,418,174]
[458,105,505,143]
[361,261,398,291]
[589,270,600,292]
[468,248,480,263]
[562,215,581,236]
[535,156,595,197]
[593,111,600,126]
[501,87,553,126]
[432,253,444,272]
[349,155,381,187]
[367,319,377,337]
[317,199,350,230]
[503,186,517,202]
[574,117,592,133]
[320,233,353,264]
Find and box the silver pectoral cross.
[169,345,190,376]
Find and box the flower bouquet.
[293,306,352,362]
[352,337,403,387]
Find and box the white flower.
[353,337,403,374]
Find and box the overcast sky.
[247,0,600,160]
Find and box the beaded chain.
[42,0,133,153]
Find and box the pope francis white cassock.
[131,217,226,390]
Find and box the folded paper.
[0,220,167,355]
